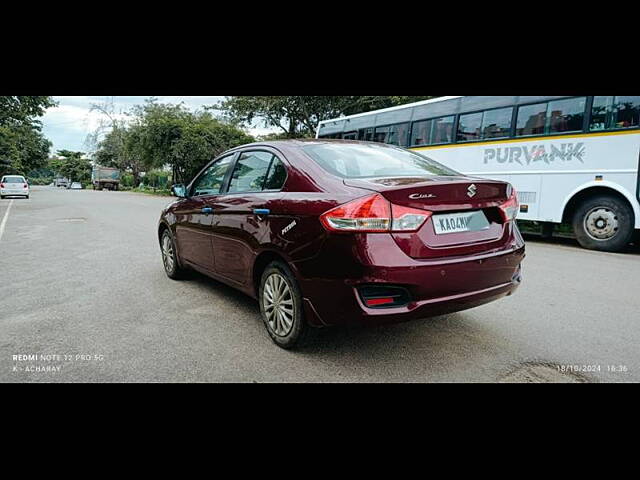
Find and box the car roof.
[227,138,401,153]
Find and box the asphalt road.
[1,186,639,383]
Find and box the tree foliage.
[0,123,52,176]
[218,96,434,138]
[0,96,57,128]
[50,150,92,183]
[93,99,254,185]
[0,96,55,176]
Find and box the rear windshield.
[302,143,458,179]
[2,177,25,183]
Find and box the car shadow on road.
[294,312,523,382]
[301,313,473,351]
[183,268,521,382]
[184,269,261,314]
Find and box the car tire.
[259,261,312,349]
[0,195,4,199]
[25,195,29,199]
[160,229,187,279]
[572,194,635,252]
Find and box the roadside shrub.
[143,169,171,189]
[121,173,134,187]
[27,176,53,185]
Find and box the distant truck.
[92,166,121,191]
[53,176,70,188]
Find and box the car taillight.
[391,203,432,231]
[23,184,28,189]
[499,185,519,222]
[0,183,4,188]
[320,193,432,233]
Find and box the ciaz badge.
[409,193,436,200]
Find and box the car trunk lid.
[343,176,513,259]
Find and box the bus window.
[547,97,586,134]
[481,107,513,139]
[516,102,547,136]
[432,116,454,144]
[611,96,640,129]
[590,96,640,131]
[358,128,374,142]
[374,126,391,143]
[374,123,409,146]
[590,96,612,131]
[411,119,432,146]
[457,112,483,142]
[342,131,357,140]
[389,123,409,146]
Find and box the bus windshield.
[303,142,459,179]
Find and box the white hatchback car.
[0,175,30,199]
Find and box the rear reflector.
[358,285,411,309]
[320,194,431,233]
[365,297,395,307]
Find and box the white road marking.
[0,199,14,243]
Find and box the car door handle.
[253,208,270,215]
[201,207,213,214]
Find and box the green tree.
[91,99,255,185]
[0,96,57,127]
[0,124,51,176]
[130,99,254,183]
[218,96,435,138]
[50,150,92,183]
[95,124,148,187]
[0,96,55,176]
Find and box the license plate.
[433,210,490,235]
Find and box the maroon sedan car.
[158,140,524,348]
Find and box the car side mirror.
[171,183,187,198]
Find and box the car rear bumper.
[296,231,525,327]
[1,189,29,196]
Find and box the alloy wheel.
[162,233,175,273]
[263,273,294,337]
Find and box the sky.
[40,96,278,155]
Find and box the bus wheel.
[572,194,634,252]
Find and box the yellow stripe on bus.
[410,129,640,152]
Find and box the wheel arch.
[560,182,638,228]
[157,221,171,244]
[252,250,297,298]
[158,220,186,271]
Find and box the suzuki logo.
[467,184,477,198]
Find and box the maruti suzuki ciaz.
[158,140,524,349]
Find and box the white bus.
[317,95,640,252]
